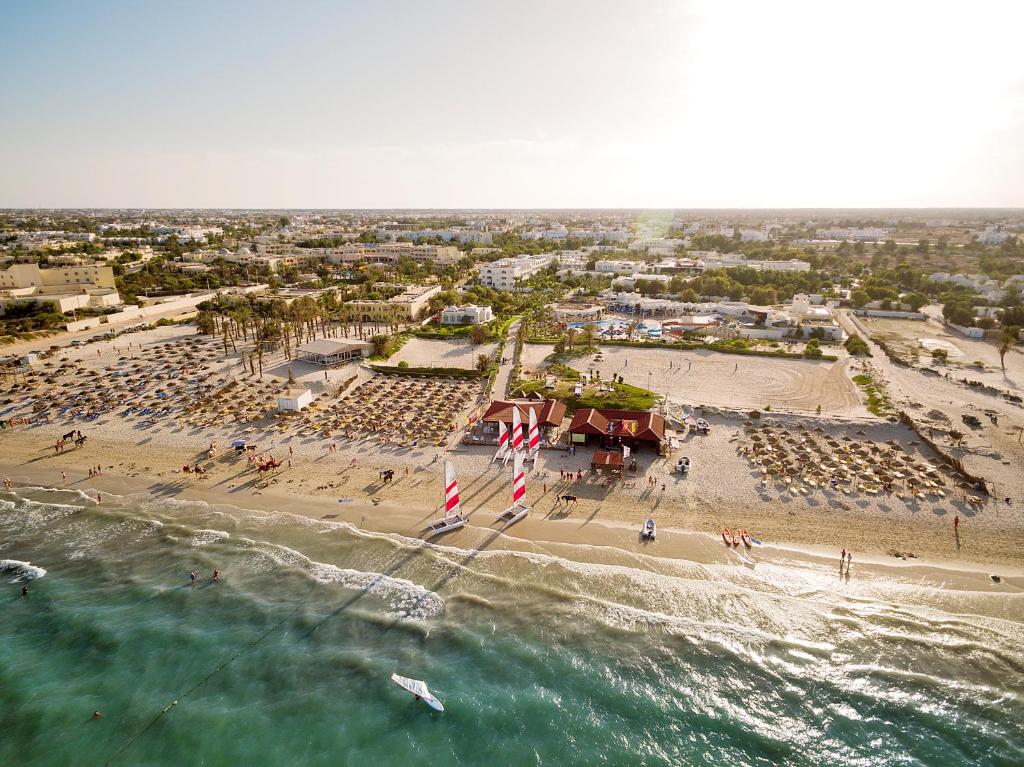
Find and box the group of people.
[189,569,220,586]
[839,549,853,574]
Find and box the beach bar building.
[296,339,373,366]
[479,399,566,443]
[568,408,665,452]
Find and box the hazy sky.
[2,0,1022,208]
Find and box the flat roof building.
[295,339,374,366]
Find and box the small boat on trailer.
[496,451,529,527]
[425,461,466,537]
[390,674,444,712]
[641,518,657,541]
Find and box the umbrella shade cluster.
[739,423,960,502]
[309,373,480,447]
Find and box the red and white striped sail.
[493,421,509,461]
[511,451,526,506]
[510,406,525,452]
[527,407,540,456]
[443,460,461,518]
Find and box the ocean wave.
[0,559,47,582]
[189,528,231,547]
[243,538,445,622]
[309,561,446,620]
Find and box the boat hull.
[497,505,529,526]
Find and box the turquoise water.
[2,488,1022,766]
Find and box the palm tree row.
[195,293,403,378]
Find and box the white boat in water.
[390,673,444,712]
[425,461,466,536]
[496,450,529,527]
[641,517,656,541]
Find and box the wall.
[853,309,927,320]
[65,317,103,332]
[947,322,985,339]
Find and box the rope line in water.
[102,535,438,765]
[102,616,290,766]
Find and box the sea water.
[1,487,1022,766]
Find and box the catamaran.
[425,460,466,536]
[492,420,509,463]
[496,450,530,526]
[524,407,541,463]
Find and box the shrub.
[844,335,871,356]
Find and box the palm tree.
[582,322,597,347]
[998,326,1019,372]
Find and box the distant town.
[1,209,1022,356]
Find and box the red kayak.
[741,529,752,548]
[732,530,740,547]
[722,527,731,545]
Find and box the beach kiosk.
[278,388,313,412]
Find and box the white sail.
[443,460,461,519]
[511,450,527,506]
[527,407,540,457]
[493,421,509,462]
[510,406,524,453]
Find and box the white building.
[278,388,314,411]
[595,260,646,274]
[976,226,1009,245]
[629,238,686,255]
[477,255,553,290]
[611,273,672,291]
[816,227,889,242]
[440,304,494,325]
[0,263,121,314]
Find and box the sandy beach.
[3,322,1023,577]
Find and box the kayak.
[722,527,731,545]
[732,530,740,547]
[741,529,752,548]
[390,673,444,712]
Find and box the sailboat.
[496,450,529,526]
[504,405,525,465]
[524,407,540,463]
[492,421,509,463]
[425,460,466,536]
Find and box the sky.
[1,0,1022,208]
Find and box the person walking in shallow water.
[190,571,197,587]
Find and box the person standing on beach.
[846,551,852,571]
[954,515,960,532]
[61,471,67,484]
[841,548,846,568]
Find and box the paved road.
[491,320,521,399]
